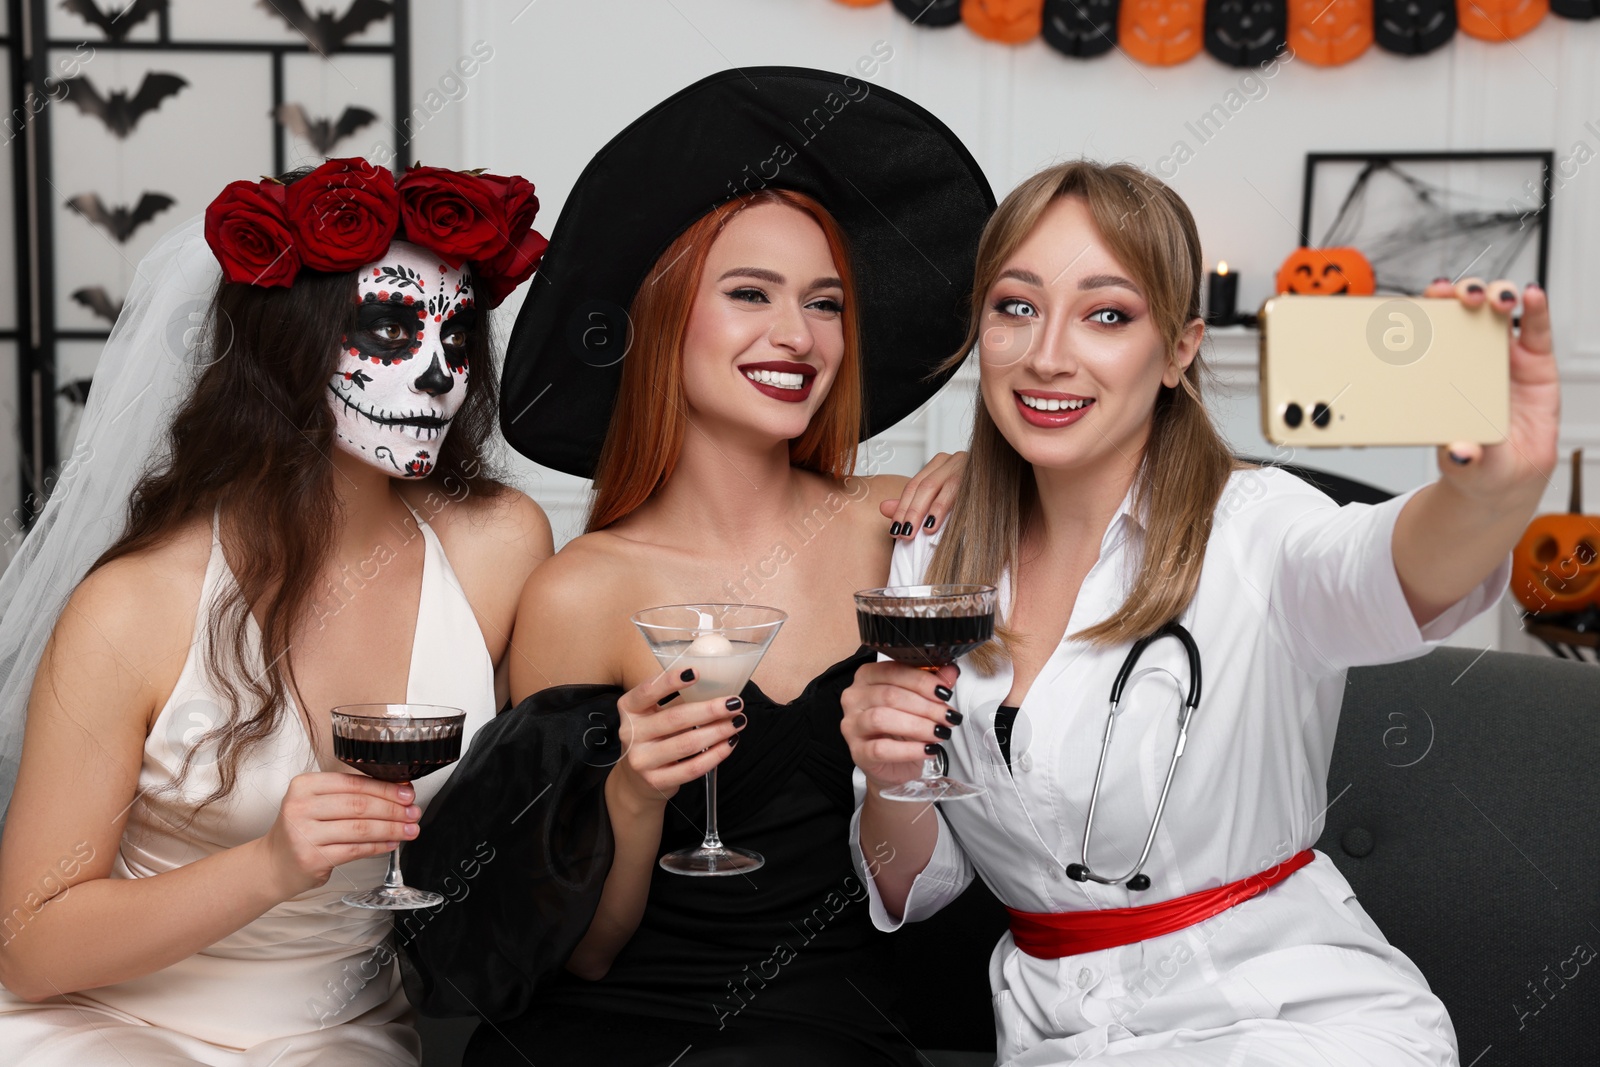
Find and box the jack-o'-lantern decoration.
[1121,0,1206,63]
[1045,0,1121,55]
[1550,0,1597,18]
[1288,0,1373,64]
[1205,0,1288,66]
[894,0,965,22]
[1374,0,1457,52]
[963,0,1045,40]
[1458,0,1547,38]
[1512,450,1600,615]
[1274,247,1377,295]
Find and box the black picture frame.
[1298,150,1553,294]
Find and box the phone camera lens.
[1311,402,1332,429]
[1283,402,1303,429]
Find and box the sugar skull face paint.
[329,240,476,478]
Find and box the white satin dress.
[0,502,496,1066]
[853,468,1508,1066]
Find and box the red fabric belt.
[1006,849,1315,959]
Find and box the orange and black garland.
[830,0,1593,68]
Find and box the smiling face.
[978,196,1198,475]
[328,240,477,478]
[678,202,847,446]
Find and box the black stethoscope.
[1064,621,1202,893]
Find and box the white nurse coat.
[852,467,1507,1066]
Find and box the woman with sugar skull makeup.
[0,158,553,1065]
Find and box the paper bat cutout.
[61,72,186,138]
[59,0,167,42]
[256,0,394,55]
[66,192,175,243]
[57,378,95,405]
[71,286,124,323]
[274,102,377,155]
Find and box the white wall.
[16,2,1597,651]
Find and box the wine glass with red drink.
[331,703,465,909]
[854,584,996,801]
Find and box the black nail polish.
[726,696,743,712]
[933,724,952,740]
[946,709,964,725]
[1499,289,1516,303]
[924,743,942,756]
[895,522,908,536]
[934,685,953,701]
[657,692,681,707]
[1449,451,1471,465]
[728,735,740,748]
[680,668,695,682]
[1466,283,1484,295]
[731,714,747,729]
[923,515,936,530]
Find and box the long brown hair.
[587,189,863,532]
[89,168,509,812]
[927,161,1237,666]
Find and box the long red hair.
[587,190,862,532]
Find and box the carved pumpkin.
[1374,0,1457,52]
[1121,0,1206,63]
[1512,450,1600,615]
[1044,0,1121,55]
[963,0,1045,40]
[1287,0,1373,64]
[1205,0,1288,65]
[1550,0,1597,18]
[1458,0,1548,38]
[894,0,966,23]
[1274,247,1377,295]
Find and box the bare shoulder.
[510,529,637,692]
[410,480,554,575]
[54,515,210,709]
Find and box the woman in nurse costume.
[841,160,1557,1065]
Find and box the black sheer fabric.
[447,649,916,1067]
[396,684,621,1020]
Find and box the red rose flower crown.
[203,157,548,309]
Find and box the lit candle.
[1207,260,1238,326]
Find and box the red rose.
[286,157,399,272]
[397,166,505,269]
[478,172,541,233]
[476,226,548,308]
[204,179,301,287]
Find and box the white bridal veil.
[0,216,218,824]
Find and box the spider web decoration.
[1302,153,1552,296]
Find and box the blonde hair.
[926,161,1238,668]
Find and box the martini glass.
[632,603,787,876]
[854,584,996,802]
[331,703,465,909]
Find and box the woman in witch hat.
[399,68,993,1065]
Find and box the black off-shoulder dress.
[398,650,916,1067]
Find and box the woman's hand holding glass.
[609,667,750,808]
[255,772,421,899]
[840,660,962,793]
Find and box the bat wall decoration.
[256,0,394,55]
[60,72,187,138]
[65,192,175,243]
[274,103,378,156]
[59,0,167,42]
[71,286,124,324]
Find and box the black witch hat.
[500,66,995,478]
